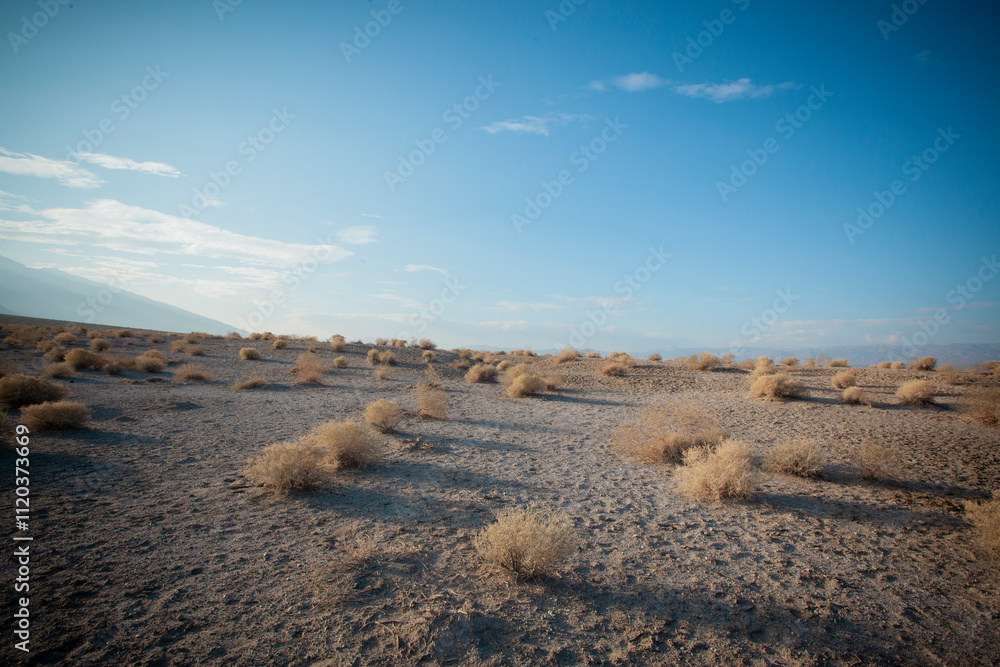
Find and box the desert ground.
[2,316,999,666]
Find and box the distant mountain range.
[0,255,236,335]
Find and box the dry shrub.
[541,374,563,391]
[686,352,720,371]
[584,351,601,359]
[414,383,448,419]
[175,364,212,382]
[465,363,497,383]
[828,358,849,368]
[19,401,89,431]
[64,349,103,370]
[364,399,404,432]
[42,345,66,363]
[781,357,799,367]
[612,404,727,463]
[273,339,288,349]
[306,421,381,467]
[607,351,635,367]
[832,370,856,389]
[422,350,435,363]
[230,375,268,390]
[329,335,347,352]
[507,374,544,397]
[959,386,1000,427]
[133,350,165,373]
[841,386,869,404]
[54,332,77,344]
[243,440,330,493]
[372,365,391,380]
[647,353,662,362]
[474,507,577,578]
[392,339,407,347]
[113,328,135,337]
[170,340,188,353]
[910,356,937,371]
[877,361,892,369]
[676,440,760,502]
[375,338,388,346]
[854,438,901,480]
[0,375,69,409]
[378,350,396,365]
[366,349,380,365]
[104,363,124,376]
[417,338,436,350]
[225,331,243,340]
[496,359,512,371]
[4,337,21,348]
[748,373,808,401]
[966,491,1000,556]
[721,353,735,364]
[186,344,206,357]
[600,362,627,377]
[736,359,755,371]
[891,361,906,370]
[450,359,471,371]
[183,332,202,343]
[763,438,825,478]
[553,348,579,364]
[89,337,112,352]
[43,363,74,379]
[333,356,348,368]
[293,352,326,384]
[0,358,21,378]
[896,379,934,405]
[146,334,163,343]
[239,347,262,360]
[748,357,776,380]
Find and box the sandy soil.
[2,324,999,666]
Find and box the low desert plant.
[19,401,89,431]
[828,358,849,368]
[832,370,857,390]
[366,348,380,365]
[465,363,497,383]
[891,361,906,370]
[333,356,348,368]
[959,386,1000,427]
[748,357,776,380]
[364,399,404,432]
[841,386,869,404]
[763,438,825,478]
[175,364,212,382]
[612,404,728,463]
[272,339,288,349]
[43,363,74,379]
[749,373,808,401]
[243,440,331,493]
[910,356,937,371]
[781,357,799,367]
[541,374,563,391]
[422,350,435,363]
[114,329,135,338]
[896,379,934,405]
[239,347,262,361]
[854,438,901,481]
[135,351,167,373]
[378,350,396,365]
[686,352,720,371]
[607,351,635,367]
[675,440,760,502]
[64,349,103,370]
[647,353,662,362]
[0,375,70,409]
[330,335,346,352]
[736,359,755,371]
[374,338,388,346]
[417,338,436,350]
[496,359,512,371]
[89,337,112,352]
[185,344,205,357]
[170,340,188,353]
[42,345,66,363]
[230,375,268,390]
[292,352,326,384]
[599,362,627,377]
[225,331,243,340]
[306,421,382,467]
[414,383,448,419]
[474,507,577,578]
[965,491,1000,555]
[104,363,124,376]
[54,332,77,344]
[372,365,392,381]
[877,361,892,369]
[584,351,601,359]
[553,348,579,364]
[506,373,545,397]
[450,359,471,371]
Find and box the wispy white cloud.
[76,152,181,178]
[0,147,103,188]
[403,264,449,276]
[480,113,594,136]
[0,198,352,267]
[494,300,561,312]
[672,78,795,103]
[613,72,669,92]
[336,225,377,245]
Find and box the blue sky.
[1,0,998,355]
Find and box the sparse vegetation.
[64,349,103,370]
[19,401,89,431]
[748,373,808,401]
[366,348,380,365]
[465,363,497,383]
[647,353,662,362]
[242,440,331,493]
[599,362,627,377]
[828,358,848,368]
[414,383,448,419]
[841,386,869,405]
[965,491,1000,556]
[781,357,800,367]
[89,337,112,352]
[612,403,728,464]
[675,440,760,502]
[292,352,326,384]
[364,399,404,432]
[910,356,937,371]
[333,356,348,368]
[854,438,901,481]
[135,351,166,373]
[239,347,262,361]
[417,338,436,350]
[273,339,288,349]
[230,375,268,390]
[0,375,70,409]
[372,365,392,380]
[959,386,1000,427]
[378,350,396,365]
[832,370,857,389]
[174,364,212,382]
[877,361,892,369]
[307,421,382,467]
[330,335,346,352]
[185,344,206,357]
[54,332,77,344]
[421,350,435,363]
[553,348,579,364]
[686,352,720,371]
[541,373,563,391]
[474,507,577,578]
[763,438,826,478]
[891,361,906,370]
[43,363,74,379]
[896,379,934,405]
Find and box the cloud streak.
[480,113,593,136]
[673,78,795,103]
[76,152,182,178]
[0,147,103,188]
